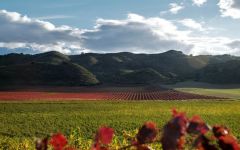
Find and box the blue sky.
[0,0,240,55]
[0,0,223,28]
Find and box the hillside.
[0,50,240,86]
[70,50,240,84]
[114,68,169,84]
[0,52,99,86]
[198,60,240,84]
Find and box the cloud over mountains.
[81,14,192,53]
[0,10,81,54]
[0,9,239,56]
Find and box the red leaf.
[218,136,240,150]
[193,135,218,150]
[136,121,158,144]
[161,109,188,150]
[212,125,229,138]
[49,133,68,150]
[187,115,209,134]
[92,126,114,150]
[98,127,114,145]
[213,126,240,150]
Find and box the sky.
[0,0,240,55]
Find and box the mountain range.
[0,50,240,86]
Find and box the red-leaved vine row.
[36,109,240,150]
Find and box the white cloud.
[0,10,81,44]
[179,19,205,31]
[35,15,74,20]
[226,40,240,50]
[169,3,184,14]
[224,40,240,55]
[0,10,239,56]
[80,14,240,56]
[218,0,240,19]
[232,0,240,8]
[187,36,234,55]
[192,0,207,7]
[81,13,193,53]
[0,10,84,54]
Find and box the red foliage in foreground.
[35,109,240,150]
[92,127,115,150]
[213,126,240,150]
[136,122,158,144]
[49,133,68,150]
[161,109,188,150]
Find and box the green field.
[176,88,240,99]
[163,81,240,99]
[1,100,240,149]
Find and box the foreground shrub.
[3,109,240,150]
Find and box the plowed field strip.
[0,90,226,101]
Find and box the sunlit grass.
[0,100,240,149]
[176,88,240,99]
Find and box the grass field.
[175,88,240,99]
[1,100,240,146]
[163,81,240,99]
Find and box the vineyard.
[1,101,240,149]
[0,86,225,101]
[104,90,223,100]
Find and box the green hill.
[198,60,240,84]
[1,50,240,86]
[33,51,70,64]
[115,68,169,84]
[0,61,99,86]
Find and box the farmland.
[0,90,223,101]
[0,85,239,149]
[1,100,240,149]
[0,85,225,101]
[163,81,240,99]
[175,88,240,99]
